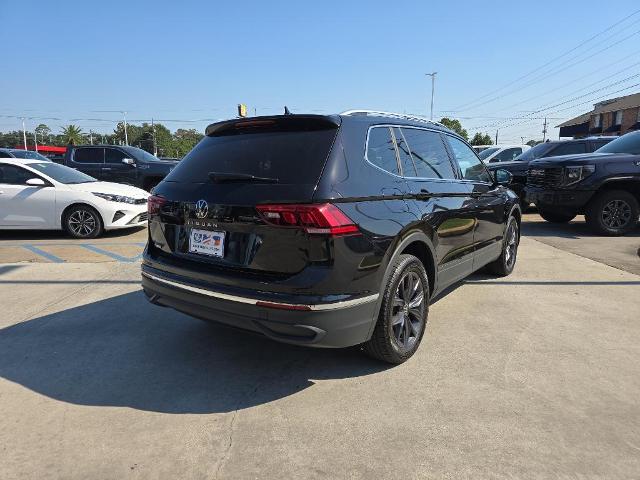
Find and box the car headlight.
[563,165,595,185]
[92,192,139,204]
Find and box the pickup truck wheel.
[63,205,104,239]
[363,254,429,364]
[538,210,576,223]
[585,190,639,236]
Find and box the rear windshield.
[478,147,499,160]
[165,127,337,184]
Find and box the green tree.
[439,117,468,140]
[35,124,51,144]
[469,132,493,146]
[60,125,84,145]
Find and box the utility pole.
[151,118,157,156]
[89,130,94,145]
[21,118,27,149]
[542,117,548,142]
[426,72,437,120]
[122,111,129,145]
[495,129,499,145]
[521,136,525,145]
[34,131,38,152]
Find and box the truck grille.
[526,167,563,188]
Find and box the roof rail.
[340,110,444,127]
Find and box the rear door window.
[400,128,456,179]
[166,124,338,184]
[494,148,522,162]
[73,148,104,164]
[366,127,400,175]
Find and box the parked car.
[478,144,531,163]
[63,145,178,191]
[141,111,521,364]
[0,158,149,238]
[525,131,640,235]
[487,137,616,206]
[0,148,52,161]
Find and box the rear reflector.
[256,300,312,311]
[148,195,166,215]
[256,203,360,236]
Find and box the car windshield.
[10,150,51,161]
[28,162,97,184]
[595,132,640,155]
[128,148,163,163]
[515,142,553,161]
[478,147,499,160]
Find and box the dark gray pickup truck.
[62,145,178,191]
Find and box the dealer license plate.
[189,229,225,258]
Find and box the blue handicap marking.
[22,244,65,263]
[80,244,144,263]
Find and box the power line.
[454,8,640,111]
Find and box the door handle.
[102,167,112,171]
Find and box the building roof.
[556,91,640,128]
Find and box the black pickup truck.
[487,137,614,206]
[62,145,178,191]
[525,131,640,235]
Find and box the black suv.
[63,145,178,191]
[525,131,640,235]
[142,111,521,363]
[487,137,614,205]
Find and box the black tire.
[63,205,104,239]
[538,209,576,223]
[363,254,429,364]
[484,216,519,277]
[585,190,639,236]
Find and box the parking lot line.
[80,244,142,263]
[21,244,65,263]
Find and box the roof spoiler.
[205,114,341,136]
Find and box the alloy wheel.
[601,199,632,229]
[391,271,426,350]
[68,209,97,237]
[505,222,518,268]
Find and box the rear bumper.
[141,265,380,348]
[525,187,595,214]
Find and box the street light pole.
[123,111,128,146]
[21,118,27,149]
[426,72,437,120]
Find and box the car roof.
[0,158,48,166]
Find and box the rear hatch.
[148,115,348,279]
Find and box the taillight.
[256,203,360,236]
[148,195,166,215]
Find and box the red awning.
[13,145,67,154]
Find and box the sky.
[1,0,639,144]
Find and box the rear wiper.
[208,172,279,184]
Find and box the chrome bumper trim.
[141,271,379,311]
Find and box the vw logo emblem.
[195,199,208,219]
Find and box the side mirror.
[122,158,135,166]
[493,169,513,186]
[26,178,46,187]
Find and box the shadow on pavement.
[521,216,640,239]
[0,291,389,414]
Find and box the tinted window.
[166,126,338,184]
[494,148,522,162]
[9,150,50,161]
[596,131,640,155]
[73,148,104,163]
[547,142,586,157]
[392,128,416,176]
[516,142,553,161]
[365,127,399,175]
[446,136,492,182]
[591,140,613,151]
[0,151,12,158]
[0,165,36,185]
[401,128,456,179]
[105,148,127,164]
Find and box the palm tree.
[60,124,84,145]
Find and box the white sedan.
[0,158,149,238]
